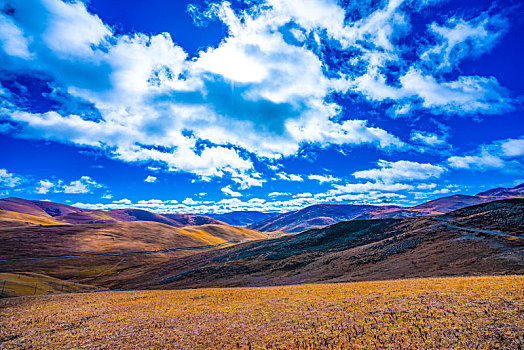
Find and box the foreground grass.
[1,275,522,349]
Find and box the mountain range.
[247,183,524,233]
[116,198,524,289]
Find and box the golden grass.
[0,272,100,298]
[1,275,522,349]
[0,210,62,226]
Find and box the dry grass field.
[1,275,522,349]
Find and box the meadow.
[1,275,522,349]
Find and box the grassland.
[1,275,522,349]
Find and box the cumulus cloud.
[448,136,524,171]
[268,191,290,197]
[353,160,446,183]
[35,176,103,194]
[308,174,341,184]
[410,131,447,146]
[221,185,242,197]
[421,12,509,72]
[144,176,157,183]
[0,168,23,188]
[36,180,55,194]
[275,172,304,182]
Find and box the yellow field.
[1,275,523,349]
[0,210,62,226]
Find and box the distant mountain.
[247,183,524,233]
[411,194,484,213]
[56,209,225,227]
[477,183,524,197]
[118,199,524,290]
[0,198,225,228]
[207,211,276,227]
[248,204,402,233]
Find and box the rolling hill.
[0,197,225,228]
[114,199,524,290]
[0,197,86,218]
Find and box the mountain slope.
[0,198,225,228]
[56,209,223,227]
[0,221,265,260]
[0,197,86,218]
[116,199,524,290]
[248,204,401,233]
[0,210,63,227]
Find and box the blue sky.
[0,0,523,213]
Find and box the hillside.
[0,219,265,287]
[0,197,225,228]
[0,197,85,218]
[248,204,400,233]
[56,209,224,227]
[116,199,524,290]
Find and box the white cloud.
[268,192,290,197]
[63,176,103,194]
[144,176,157,183]
[101,193,113,199]
[294,192,313,198]
[410,131,446,146]
[182,198,200,205]
[308,174,341,184]
[0,13,33,58]
[113,198,131,205]
[276,172,304,182]
[36,180,55,194]
[33,176,103,194]
[448,136,524,171]
[353,160,446,183]
[0,169,23,188]
[221,185,242,197]
[421,13,508,72]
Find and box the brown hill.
[0,197,86,218]
[249,204,401,233]
[115,199,524,290]
[0,221,264,260]
[410,194,485,213]
[0,219,265,287]
[0,210,62,228]
[56,209,223,227]
[0,198,225,228]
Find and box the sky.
[0,0,523,214]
